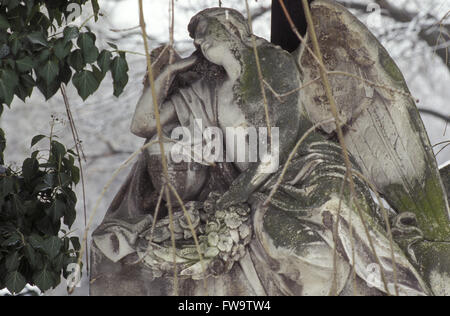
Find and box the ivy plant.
[0,0,129,294]
[0,137,80,294]
[0,0,128,105]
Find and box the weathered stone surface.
[90,6,450,296]
[296,0,450,241]
[441,164,450,200]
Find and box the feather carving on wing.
[294,0,450,242]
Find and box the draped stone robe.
[90,69,445,295]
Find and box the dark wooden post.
[270,0,312,52]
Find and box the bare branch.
[419,108,450,123]
[339,0,450,72]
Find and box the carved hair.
[188,7,265,49]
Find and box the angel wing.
[294,0,450,242]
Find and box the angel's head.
[188,8,264,70]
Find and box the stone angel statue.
[90,5,450,296]
[293,0,450,296]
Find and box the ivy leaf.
[37,216,60,236]
[1,233,21,247]
[111,55,129,97]
[5,271,26,294]
[0,69,19,105]
[24,0,39,22]
[59,63,72,85]
[28,234,44,250]
[52,253,65,272]
[107,42,118,50]
[33,268,55,292]
[15,83,30,102]
[22,157,39,183]
[7,0,20,10]
[68,49,84,72]
[70,237,81,252]
[31,134,46,147]
[12,194,25,215]
[42,236,62,259]
[92,65,105,82]
[46,199,66,223]
[20,73,35,90]
[64,204,76,228]
[63,26,79,43]
[27,31,48,47]
[37,78,60,100]
[54,39,72,60]
[72,70,100,100]
[10,37,21,56]
[97,50,112,74]
[37,59,59,85]
[37,49,50,63]
[24,244,39,270]
[34,173,55,193]
[5,251,20,272]
[16,56,35,73]
[15,73,35,102]
[51,140,66,160]
[0,177,14,200]
[71,165,80,185]
[0,14,11,30]
[77,32,99,64]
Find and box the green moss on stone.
[440,165,450,200]
[411,241,450,295]
[378,46,406,85]
[263,208,323,256]
[386,174,450,241]
[239,48,268,105]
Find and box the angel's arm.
[130,54,198,139]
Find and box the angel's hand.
[216,186,251,211]
[216,162,273,211]
[164,53,198,76]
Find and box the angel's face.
[193,18,237,67]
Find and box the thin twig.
[328,71,415,100]
[134,185,165,264]
[352,169,399,296]
[277,0,323,67]
[436,142,450,157]
[166,0,179,294]
[418,108,450,123]
[330,172,348,296]
[263,76,322,102]
[60,85,90,285]
[110,25,141,32]
[433,140,450,148]
[245,0,272,141]
[167,183,208,293]
[138,0,178,294]
[164,185,178,293]
[301,0,391,294]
